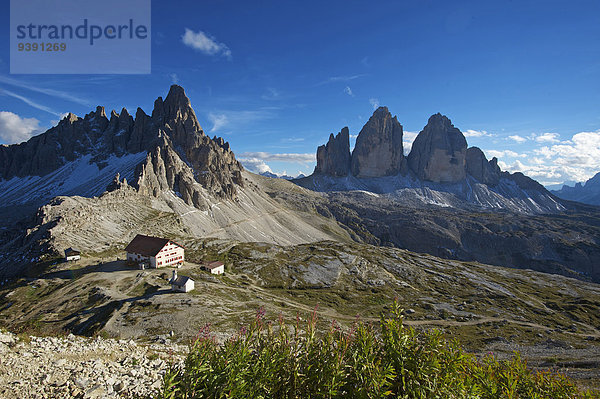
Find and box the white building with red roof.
[201,261,225,275]
[125,234,184,269]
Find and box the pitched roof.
[170,275,193,286]
[65,247,81,255]
[204,261,224,270]
[125,234,170,257]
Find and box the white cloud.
[182,28,231,59]
[498,130,600,184]
[508,135,527,143]
[0,75,90,106]
[499,160,574,182]
[239,157,273,174]
[169,73,179,84]
[207,113,228,132]
[238,151,315,164]
[261,88,280,101]
[0,111,42,144]
[206,109,275,133]
[463,129,494,138]
[403,131,419,154]
[238,152,314,177]
[317,74,365,86]
[484,149,526,159]
[534,132,560,143]
[369,98,380,110]
[344,86,354,97]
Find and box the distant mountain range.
[295,107,565,214]
[551,173,600,206]
[260,171,305,180]
[0,86,598,284]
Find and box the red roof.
[125,234,178,257]
[204,261,224,270]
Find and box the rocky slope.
[0,330,186,399]
[0,171,352,280]
[266,181,600,283]
[552,172,600,206]
[0,86,352,279]
[302,108,564,214]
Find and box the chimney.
[172,269,177,282]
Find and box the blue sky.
[1,0,599,186]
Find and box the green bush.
[154,301,595,398]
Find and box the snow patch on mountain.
[295,173,565,214]
[0,152,146,207]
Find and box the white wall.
[210,265,224,275]
[172,279,194,293]
[156,242,185,268]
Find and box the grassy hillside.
[154,301,598,398]
[0,239,599,390]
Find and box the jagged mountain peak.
[551,171,600,206]
[165,84,191,108]
[351,107,405,178]
[426,112,451,125]
[407,113,467,183]
[586,172,600,187]
[134,106,148,120]
[303,108,564,214]
[372,106,390,116]
[152,85,200,128]
[60,112,79,125]
[0,85,244,207]
[366,106,400,126]
[314,127,351,177]
[465,146,501,186]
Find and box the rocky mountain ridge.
[0,85,244,210]
[303,107,563,214]
[552,172,600,206]
[0,86,353,279]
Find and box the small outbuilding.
[64,247,81,262]
[202,261,225,275]
[169,270,194,293]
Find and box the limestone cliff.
[407,113,467,183]
[314,127,351,177]
[0,85,244,206]
[350,107,405,178]
[465,147,501,186]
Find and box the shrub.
[154,301,595,398]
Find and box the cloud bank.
[0,111,42,144]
